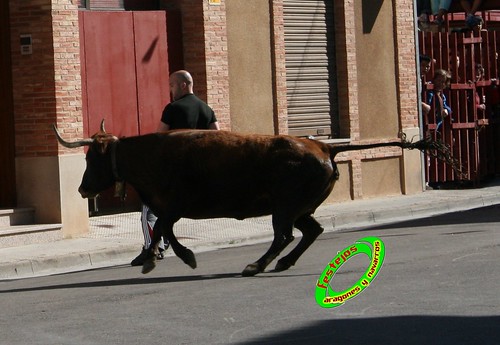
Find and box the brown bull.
[53,122,453,276]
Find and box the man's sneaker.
[131,247,165,266]
[131,248,149,266]
[466,14,482,28]
[157,250,165,260]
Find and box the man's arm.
[157,121,170,132]
[209,121,220,130]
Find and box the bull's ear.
[95,134,118,144]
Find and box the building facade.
[0,0,422,241]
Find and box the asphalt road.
[1,205,499,345]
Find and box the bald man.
[158,70,220,131]
[132,70,220,266]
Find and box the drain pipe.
[413,0,427,191]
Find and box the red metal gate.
[79,10,170,213]
[419,30,500,186]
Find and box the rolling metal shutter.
[79,0,124,10]
[283,0,338,138]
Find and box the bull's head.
[53,120,119,198]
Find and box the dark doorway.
[0,1,17,207]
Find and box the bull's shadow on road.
[236,315,500,345]
[0,271,243,294]
[0,269,314,294]
[340,204,500,233]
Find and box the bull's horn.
[52,124,94,148]
[100,119,106,132]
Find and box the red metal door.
[133,11,170,135]
[80,11,138,137]
[79,10,170,213]
[80,11,170,137]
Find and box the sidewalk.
[1,179,499,280]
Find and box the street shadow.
[236,315,500,345]
[341,204,500,233]
[0,269,313,294]
[0,272,242,294]
[362,0,384,33]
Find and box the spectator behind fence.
[417,0,432,31]
[487,55,500,118]
[419,54,433,116]
[423,69,452,131]
[486,79,500,118]
[449,53,461,82]
[469,63,487,112]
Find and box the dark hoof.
[181,248,197,269]
[141,258,156,274]
[242,263,262,277]
[274,259,292,272]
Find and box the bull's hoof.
[274,259,292,272]
[141,258,156,274]
[242,263,262,277]
[181,248,197,269]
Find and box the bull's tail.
[328,135,465,178]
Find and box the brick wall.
[176,0,286,134]
[394,0,419,130]
[52,0,83,153]
[330,0,419,199]
[10,0,83,157]
[270,0,288,135]
[335,0,360,141]
[202,0,230,129]
[178,0,230,130]
[178,0,206,100]
[333,0,362,198]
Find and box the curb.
[316,194,500,232]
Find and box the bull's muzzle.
[78,186,97,199]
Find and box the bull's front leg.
[141,217,197,274]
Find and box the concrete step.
[0,224,63,249]
[0,208,35,226]
[0,209,63,248]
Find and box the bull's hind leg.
[142,217,196,274]
[242,215,295,277]
[164,220,197,270]
[274,214,323,272]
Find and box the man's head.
[169,70,194,101]
[419,54,432,76]
[475,63,485,82]
[433,69,452,91]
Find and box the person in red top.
[471,64,487,113]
